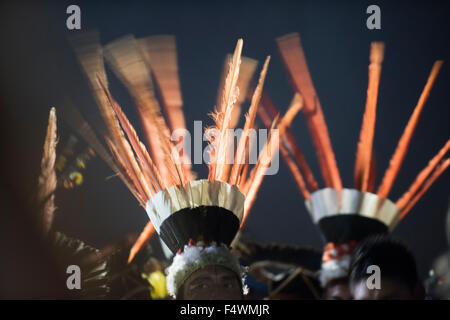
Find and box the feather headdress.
[265,32,448,286]
[72,33,296,296]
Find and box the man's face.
[324,282,352,300]
[181,265,242,300]
[352,278,415,300]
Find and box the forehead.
[186,265,237,283]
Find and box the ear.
[413,282,426,300]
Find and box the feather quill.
[211,39,243,182]
[217,55,259,128]
[230,56,270,185]
[398,158,450,219]
[138,35,194,181]
[396,139,450,210]
[69,31,113,138]
[257,91,318,192]
[377,61,443,198]
[64,106,118,173]
[103,35,182,187]
[37,107,58,235]
[243,94,303,226]
[354,42,384,191]
[106,138,146,206]
[127,221,156,263]
[276,33,341,190]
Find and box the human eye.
[223,280,238,289]
[190,281,209,291]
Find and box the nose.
[209,284,220,300]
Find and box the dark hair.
[349,235,419,291]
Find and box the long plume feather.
[398,158,450,219]
[230,56,270,184]
[354,42,384,191]
[396,139,450,210]
[210,39,243,182]
[37,107,58,235]
[127,221,156,263]
[242,94,303,226]
[377,61,443,198]
[104,35,183,187]
[276,33,342,190]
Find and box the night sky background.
[1,0,449,295]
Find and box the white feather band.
[146,179,245,234]
[305,188,400,230]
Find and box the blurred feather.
[217,55,259,128]
[37,107,58,235]
[257,91,318,192]
[69,31,112,138]
[50,232,110,299]
[230,56,270,185]
[103,35,183,187]
[103,235,169,299]
[396,140,450,210]
[377,61,443,198]
[63,105,118,173]
[97,76,153,200]
[276,33,342,190]
[399,158,450,219]
[354,42,384,191]
[242,94,303,227]
[139,35,194,181]
[211,39,243,182]
[128,221,156,264]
